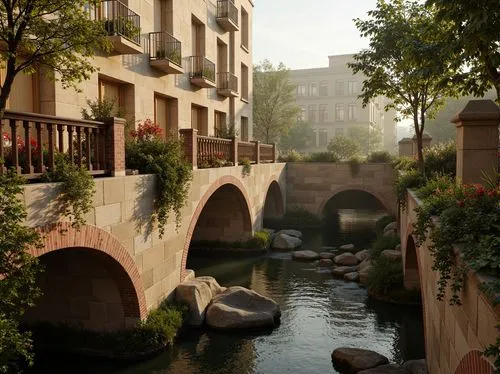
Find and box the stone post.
[231,136,238,165]
[179,128,198,169]
[272,142,277,163]
[452,100,500,185]
[412,133,432,158]
[105,117,126,177]
[398,138,413,157]
[254,140,260,164]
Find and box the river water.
[32,209,425,374]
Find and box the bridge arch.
[181,176,253,280]
[454,350,495,374]
[404,234,421,290]
[318,185,392,217]
[263,178,285,221]
[26,223,147,330]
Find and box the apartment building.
[1,0,254,140]
[289,54,397,154]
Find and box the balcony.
[190,56,216,89]
[217,72,238,97]
[216,0,239,32]
[149,32,184,74]
[100,0,142,54]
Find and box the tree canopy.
[347,125,382,155]
[253,60,299,144]
[0,171,42,372]
[428,0,500,102]
[279,121,315,151]
[327,135,360,161]
[349,0,460,171]
[0,0,110,115]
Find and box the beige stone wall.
[23,163,286,313]
[286,162,397,216]
[401,192,499,374]
[16,0,254,139]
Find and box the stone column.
[398,138,413,157]
[105,117,126,177]
[179,128,198,169]
[272,142,277,162]
[231,136,238,165]
[452,100,500,184]
[254,140,260,164]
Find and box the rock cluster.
[271,229,303,250]
[331,347,427,373]
[175,276,281,330]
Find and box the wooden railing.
[0,111,125,179]
[179,129,277,169]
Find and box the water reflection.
[32,210,425,374]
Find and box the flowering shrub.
[130,119,163,141]
[414,177,500,305]
[1,132,45,170]
[198,152,229,169]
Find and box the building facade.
[289,54,397,154]
[1,0,254,140]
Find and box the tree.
[349,0,459,172]
[327,135,360,161]
[0,170,42,372]
[253,60,300,143]
[347,125,382,155]
[279,121,315,151]
[428,0,500,103]
[0,0,110,117]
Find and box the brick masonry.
[401,192,499,374]
[23,163,287,328]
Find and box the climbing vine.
[413,176,500,305]
[125,120,192,237]
[42,153,95,229]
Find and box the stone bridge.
[23,163,286,331]
[286,162,397,216]
[401,192,498,374]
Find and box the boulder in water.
[205,286,281,330]
[195,276,225,296]
[332,266,358,277]
[334,252,359,266]
[344,272,359,282]
[358,364,409,373]
[175,280,213,326]
[339,244,356,252]
[331,347,389,373]
[320,252,335,259]
[292,250,320,261]
[355,249,370,262]
[272,233,302,250]
[318,259,334,267]
[403,359,428,374]
[276,229,302,238]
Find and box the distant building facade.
[289,54,397,153]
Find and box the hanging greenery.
[125,120,192,237]
[42,153,95,229]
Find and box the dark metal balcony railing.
[149,32,182,66]
[217,0,239,27]
[100,0,141,45]
[190,56,216,83]
[217,72,238,92]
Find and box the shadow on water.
[32,207,425,374]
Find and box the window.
[241,63,249,101]
[191,15,205,56]
[155,94,178,138]
[191,104,208,136]
[348,81,357,95]
[241,116,249,141]
[297,84,307,97]
[348,103,356,121]
[318,129,328,147]
[161,0,173,33]
[308,105,316,123]
[214,111,227,137]
[319,104,328,123]
[99,76,134,123]
[309,83,317,96]
[335,103,345,121]
[335,127,344,136]
[319,80,328,96]
[308,130,317,147]
[241,7,249,50]
[298,106,306,122]
[217,38,228,73]
[335,80,344,96]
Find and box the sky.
[252,0,379,69]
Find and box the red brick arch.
[31,222,147,320]
[455,350,495,374]
[317,185,394,216]
[180,175,253,281]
